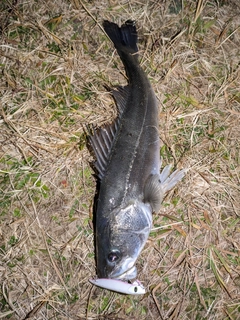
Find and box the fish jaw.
[109,260,137,280]
[96,201,152,280]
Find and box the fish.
[88,20,185,282]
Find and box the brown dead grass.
[0,0,239,319]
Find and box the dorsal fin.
[87,85,130,179]
[88,121,118,179]
[112,85,130,114]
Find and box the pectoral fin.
[159,165,186,193]
[144,166,186,213]
[144,174,164,213]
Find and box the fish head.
[96,200,152,280]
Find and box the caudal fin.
[103,20,138,59]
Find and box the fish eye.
[134,286,138,293]
[108,250,120,263]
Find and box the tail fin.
[103,20,138,59]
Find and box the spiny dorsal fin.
[88,121,118,179]
[88,85,130,179]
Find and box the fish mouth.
[110,264,137,281]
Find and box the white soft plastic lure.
[89,278,146,295]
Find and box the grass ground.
[0,0,239,319]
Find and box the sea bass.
[88,20,185,281]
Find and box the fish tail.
[103,20,138,61]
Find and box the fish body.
[89,20,185,281]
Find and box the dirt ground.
[0,0,239,319]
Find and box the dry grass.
[0,0,239,319]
